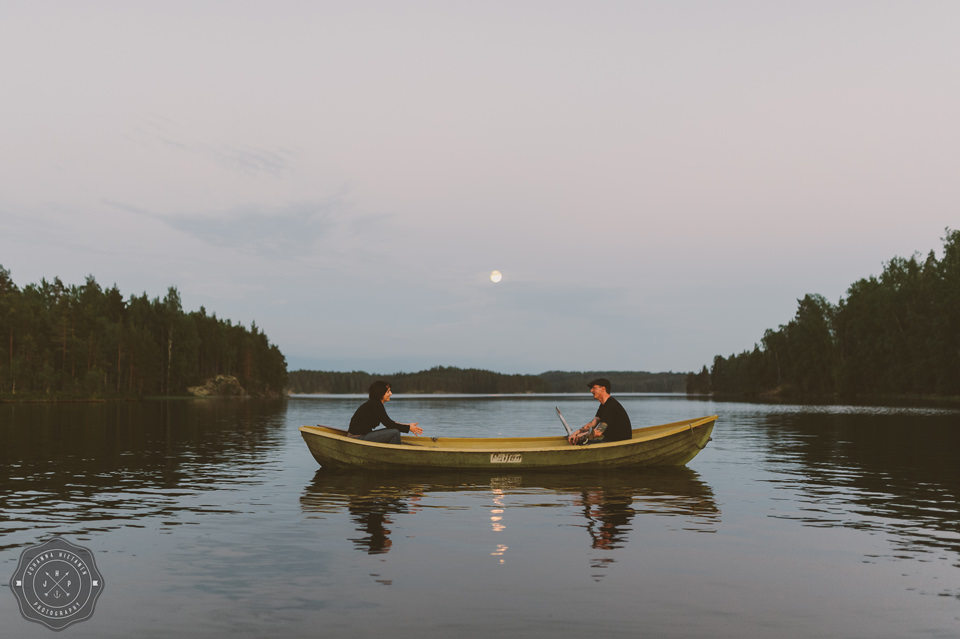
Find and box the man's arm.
[568,416,599,444]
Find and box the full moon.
[490,270,502,283]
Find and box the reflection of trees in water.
[758,412,960,560]
[0,400,288,550]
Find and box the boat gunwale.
[299,415,718,454]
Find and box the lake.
[1,395,959,638]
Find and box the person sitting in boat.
[568,378,632,445]
[348,380,423,444]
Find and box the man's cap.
[587,378,611,392]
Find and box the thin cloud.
[106,200,344,259]
[129,117,298,178]
[208,143,298,178]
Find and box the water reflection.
[0,400,288,551]
[300,467,720,568]
[4,397,958,637]
[341,476,425,554]
[756,412,960,561]
[578,486,634,551]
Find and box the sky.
[2,1,958,375]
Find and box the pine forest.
[687,229,960,400]
[0,268,287,398]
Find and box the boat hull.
[299,415,716,471]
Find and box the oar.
[555,406,573,436]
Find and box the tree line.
[687,229,960,400]
[0,267,287,398]
[287,366,687,394]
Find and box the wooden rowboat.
[299,415,717,471]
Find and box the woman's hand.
[409,423,423,436]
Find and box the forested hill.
[0,268,287,398]
[687,228,960,400]
[287,367,687,394]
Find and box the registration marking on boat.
[490,453,522,464]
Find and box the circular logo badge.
[9,537,105,631]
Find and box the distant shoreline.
[285,367,689,395]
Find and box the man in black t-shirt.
[567,378,632,445]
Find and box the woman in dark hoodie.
[347,380,422,444]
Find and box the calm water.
[1,395,959,638]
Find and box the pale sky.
[2,2,957,375]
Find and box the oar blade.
[555,406,573,435]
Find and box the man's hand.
[568,427,589,445]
